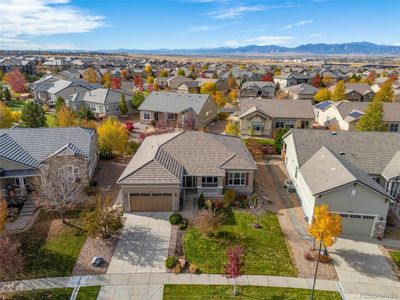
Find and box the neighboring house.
[283,83,319,101]
[117,131,257,212]
[178,81,200,94]
[239,98,314,136]
[239,81,275,98]
[0,58,36,74]
[314,100,400,132]
[274,72,311,88]
[282,129,400,237]
[154,77,172,89]
[167,75,192,90]
[0,127,98,205]
[139,91,217,129]
[30,75,102,106]
[65,88,132,117]
[328,83,375,102]
[59,69,82,80]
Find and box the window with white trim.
[167,113,176,120]
[251,122,262,131]
[227,172,246,186]
[143,112,151,120]
[275,119,295,128]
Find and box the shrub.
[99,144,113,159]
[83,186,98,196]
[319,255,332,263]
[178,219,188,230]
[304,251,314,261]
[188,264,201,274]
[172,263,182,274]
[165,256,178,269]
[205,199,213,211]
[223,189,236,208]
[126,140,141,156]
[195,209,224,237]
[217,112,229,120]
[169,213,183,225]
[198,193,205,209]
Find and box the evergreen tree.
[3,87,11,102]
[119,93,128,115]
[21,102,46,128]
[77,107,96,120]
[131,91,145,109]
[55,96,65,113]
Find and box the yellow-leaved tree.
[0,102,14,128]
[97,117,128,158]
[309,204,342,249]
[56,105,77,127]
[224,121,240,136]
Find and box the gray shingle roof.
[287,129,400,175]
[139,91,211,114]
[333,101,400,123]
[239,98,315,119]
[118,131,256,184]
[284,83,318,95]
[0,127,96,169]
[300,146,391,198]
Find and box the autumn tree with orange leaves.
[5,69,26,93]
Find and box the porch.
[182,175,224,197]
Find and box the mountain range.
[108,42,400,56]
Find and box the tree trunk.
[233,278,238,296]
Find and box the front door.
[183,176,196,189]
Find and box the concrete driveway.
[330,238,397,285]
[107,212,171,274]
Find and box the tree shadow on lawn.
[2,212,85,281]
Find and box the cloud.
[205,5,265,19]
[0,0,104,49]
[178,22,236,34]
[309,33,323,38]
[283,19,314,30]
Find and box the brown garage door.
[130,193,173,212]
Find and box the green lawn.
[163,285,341,300]
[184,210,295,276]
[6,99,27,111]
[77,286,101,300]
[46,113,56,127]
[389,250,400,269]
[1,212,87,281]
[242,137,275,146]
[4,288,73,300]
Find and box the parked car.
[284,179,296,193]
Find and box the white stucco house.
[282,129,400,237]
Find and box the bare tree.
[249,194,265,228]
[34,159,84,224]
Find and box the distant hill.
[108,42,400,56]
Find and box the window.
[362,215,375,220]
[152,193,162,196]
[372,176,381,184]
[251,122,262,131]
[339,213,349,218]
[202,176,218,187]
[162,193,172,196]
[143,112,151,120]
[130,193,140,196]
[227,172,246,186]
[389,123,399,132]
[350,214,361,219]
[140,193,151,196]
[167,113,176,120]
[275,119,295,128]
[99,105,104,113]
[301,121,309,129]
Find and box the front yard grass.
[163,285,341,300]
[242,137,275,146]
[76,286,101,300]
[3,288,73,300]
[184,210,295,276]
[389,250,400,269]
[2,212,87,281]
[6,99,27,111]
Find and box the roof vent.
[332,131,337,135]
[339,151,345,155]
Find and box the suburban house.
[239,81,275,98]
[0,58,36,74]
[238,98,315,136]
[328,83,375,102]
[65,88,132,117]
[138,91,218,130]
[314,100,400,132]
[30,75,102,106]
[167,75,192,90]
[0,127,98,213]
[117,131,257,212]
[274,72,312,88]
[178,78,228,94]
[282,129,400,237]
[282,83,319,101]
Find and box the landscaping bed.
[1,212,87,281]
[163,285,341,300]
[183,210,295,276]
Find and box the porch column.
[19,177,25,189]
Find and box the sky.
[1,0,400,50]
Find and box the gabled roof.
[0,127,95,169]
[139,91,211,114]
[382,151,400,180]
[239,98,315,119]
[241,81,275,90]
[300,146,392,199]
[284,83,318,95]
[118,131,257,185]
[286,129,400,175]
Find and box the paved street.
[107,212,172,274]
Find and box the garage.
[129,193,173,212]
[339,213,376,237]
